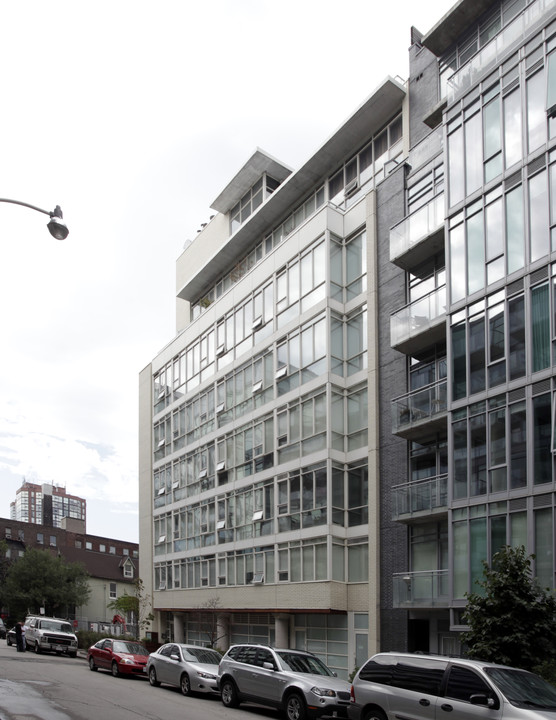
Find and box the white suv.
[218,644,351,720]
[25,616,78,657]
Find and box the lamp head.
[47,205,69,240]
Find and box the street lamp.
[0,198,69,240]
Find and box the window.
[327,114,403,205]
[391,658,445,694]
[109,583,117,599]
[230,175,278,234]
[50,535,57,547]
[359,656,396,684]
[348,542,369,582]
[109,546,116,555]
[86,541,92,550]
[123,563,134,579]
[445,666,495,704]
[99,544,106,552]
[330,232,367,303]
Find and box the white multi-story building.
[139,77,407,677]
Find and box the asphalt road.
[0,641,279,720]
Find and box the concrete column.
[274,614,290,648]
[217,613,231,651]
[173,613,185,643]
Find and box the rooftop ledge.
[421,0,497,56]
[177,76,407,303]
[211,149,293,215]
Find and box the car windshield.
[485,668,556,709]
[181,647,221,664]
[277,652,333,676]
[41,621,72,633]
[113,641,148,656]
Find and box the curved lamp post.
[0,199,69,240]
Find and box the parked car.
[88,638,149,677]
[218,644,351,720]
[147,643,221,695]
[6,627,16,646]
[348,652,556,720]
[25,616,78,657]
[0,619,6,639]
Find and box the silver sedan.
[147,643,221,696]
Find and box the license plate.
[55,645,64,651]
[142,667,147,673]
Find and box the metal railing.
[393,570,449,607]
[444,0,556,103]
[392,474,448,519]
[390,194,444,262]
[390,286,446,349]
[392,379,447,433]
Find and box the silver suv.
[25,616,78,657]
[349,652,556,720]
[218,644,351,720]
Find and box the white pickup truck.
[25,616,78,657]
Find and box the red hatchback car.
[88,638,149,677]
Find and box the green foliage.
[107,579,153,639]
[533,660,556,686]
[462,545,556,675]
[107,592,139,616]
[0,547,90,620]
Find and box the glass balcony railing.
[390,286,446,351]
[393,570,449,607]
[444,0,556,103]
[392,379,447,434]
[390,194,444,264]
[392,474,448,520]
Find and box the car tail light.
[350,685,355,703]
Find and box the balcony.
[392,380,447,442]
[390,194,445,270]
[392,474,448,521]
[390,286,446,355]
[443,0,556,103]
[393,570,449,608]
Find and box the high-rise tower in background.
[10,481,86,529]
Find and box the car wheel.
[221,678,240,708]
[69,652,77,659]
[363,710,387,720]
[180,673,191,696]
[148,666,160,687]
[34,642,41,654]
[111,661,120,678]
[89,656,98,671]
[6,637,12,646]
[285,692,307,720]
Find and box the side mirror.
[263,661,275,671]
[470,694,494,707]
[170,654,180,662]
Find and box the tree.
[189,596,226,649]
[0,547,90,620]
[461,545,556,675]
[107,579,153,639]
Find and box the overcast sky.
[0,0,454,542]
